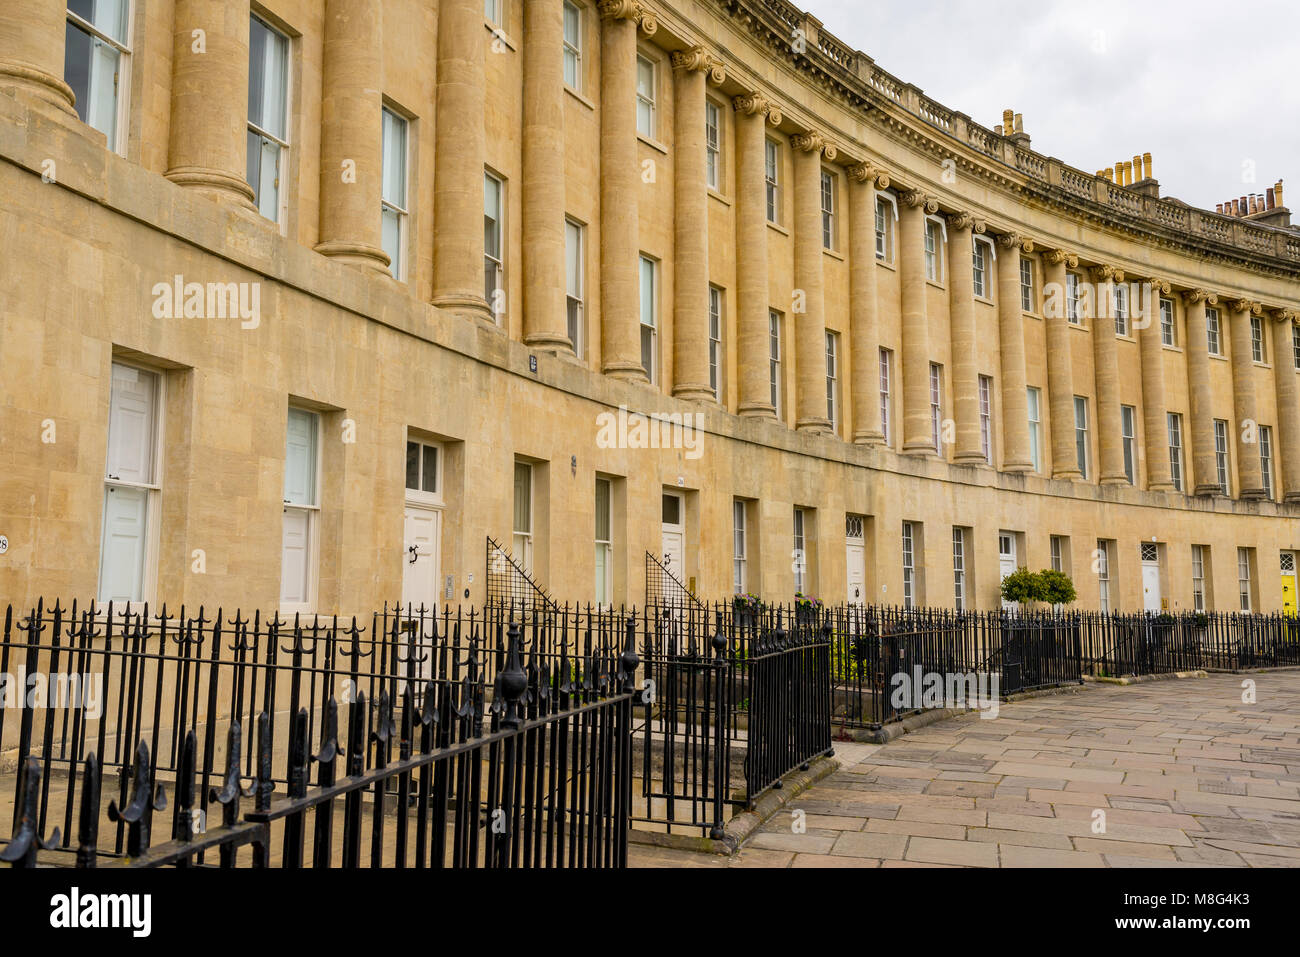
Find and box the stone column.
[900,189,938,455]
[315,0,388,272]
[1043,249,1081,480]
[522,0,571,350]
[1138,277,1174,490]
[1182,289,1221,496]
[734,92,780,417]
[848,162,888,444]
[598,0,656,379]
[671,46,724,400]
[0,0,76,114]
[164,0,256,206]
[947,213,985,464]
[1228,298,1265,498]
[1270,310,1300,503]
[433,0,490,317]
[995,233,1033,470]
[1091,265,1128,485]
[792,130,834,433]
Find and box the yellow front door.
[1282,552,1297,617]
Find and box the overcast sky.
[809,0,1299,212]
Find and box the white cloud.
[809,0,1300,211]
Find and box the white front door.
[1141,561,1161,612]
[999,533,1017,610]
[402,505,441,614]
[846,543,865,604]
[661,492,684,579]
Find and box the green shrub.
[1038,568,1077,605]
[999,567,1043,604]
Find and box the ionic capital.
[1045,248,1078,268]
[1182,288,1217,306]
[732,92,781,126]
[671,45,725,85]
[996,232,1034,254]
[1090,264,1118,282]
[1146,277,1171,295]
[847,162,890,189]
[790,131,825,155]
[598,0,657,34]
[1229,298,1262,316]
[1271,308,1298,324]
[901,189,938,214]
[946,212,974,232]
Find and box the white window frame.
[562,0,583,91]
[594,476,613,606]
[639,254,658,383]
[1050,535,1064,573]
[381,106,409,281]
[732,499,747,595]
[978,374,993,464]
[99,361,163,608]
[1251,316,1266,363]
[485,0,503,27]
[1066,273,1081,324]
[1293,324,1300,371]
[793,508,807,594]
[879,348,892,445]
[247,14,291,225]
[825,330,839,431]
[875,194,896,263]
[820,169,836,249]
[281,406,321,615]
[972,237,993,299]
[901,521,916,609]
[764,139,781,225]
[924,218,943,283]
[1191,544,1206,612]
[1097,538,1111,613]
[65,0,133,155]
[484,169,505,322]
[1027,386,1042,473]
[1019,257,1034,313]
[1206,307,1222,356]
[1113,283,1129,336]
[566,217,585,356]
[635,54,657,139]
[1167,412,1184,492]
[705,99,721,191]
[513,460,534,573]
[952,526,966,612]
[404,436,443,508]
[708,285,724,401]
[1074,395,1089,479]
[1214,418,1230,496]
[1160,297,1176,347]
[1260,424,1274,500]
[769,310,782,418]
[1121,404,1136,485]
[1237,547,1252,612]
[929,362,943,454]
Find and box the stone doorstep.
[627,754,840,856]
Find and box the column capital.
[1182,288,1217,306]
[996,231,1034,254]
[901,189,938,214]
[1270,308,1298,325]
[671,45,725,84]
[732,92,781,126]
[1090,264,1122,282]
[1146,277,1172,295]
[790,131,835,161]
[846,162,889,189]
[945,212,984,233]
[598,0,657,34]
[1044,248,1078,268]
[1229,298,1262,316]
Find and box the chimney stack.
[1003,109,1014,132]
[1014,113,1023,133]
[1267,187,1275,210]
[1276,179,1285,208]
[1216,204,1224,214]
[1143,152,1152,180]
[1133,155,1143,180]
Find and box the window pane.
[405,441,419,491]
[381,109,407,207]
[595,479,611,542]
[513,463,531,534]
[284,408,318,507]
[422,444,438,493]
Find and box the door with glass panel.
[1140,543,1162,612]
[99,363,161,605]
[845,515,865,605]
[1281,552,1297,617]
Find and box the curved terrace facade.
[0,0,1298,615]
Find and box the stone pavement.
[630,671,1300,868]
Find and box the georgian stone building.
[1,0,1299,616]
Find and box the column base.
[1001,461,1034,473]
[852,430,885,446]
[432,293,493,321]
[314,240,392,273]
[738,403,776,420]
[1100,473,1130,486]
[164,166,257,208]
[672,383,716,403]
[1193,483,1225,498]
[902,440,937,456]
[1239,487,1267,501]
[0,60,77,116]
[1052,468,1083,481]
[603,360,649,383]
[523,332,576,354]
[1283,492,1300,505]
[796,417,831,434]
[1146,481,1176,492]
[953,452,990,466]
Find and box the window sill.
[1116,334,1137,344]
[1162,344,1183,354]
[1068,322,1090,332]
[1023,311,1041,320]
[564,85,595,111]
[926,279,945,291]
[823,246,844,262]
[1208,353,1229,361]
[766,220,789,237]
[637,133,669,155]
[876,258,896,272]
[707,188,732,208]
[974,295,994,306]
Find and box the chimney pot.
[1014,113,1023,132]
[994,125,1003,136]
[1267,187,1275,210]
[1216,204,1224,214]
[1133,155,1143,180]
[1003,109,1014,130]
[1277,180,1285,208]
[1143,152,1152,180]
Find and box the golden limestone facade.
[2,0,1300,616]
